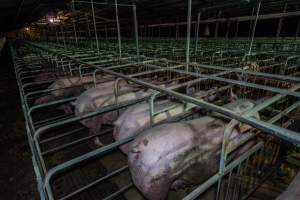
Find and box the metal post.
[55,27,58,44]
[158,21,161,39]
[60,25,66,49]
[151,26,154,38]
[85,14,91,37]
[248,0,262,55]
[114,0,122,58]
[214,11,221,38]
[248,7,255,39]
[225,19,231,39]
[175,18,179,39]
[73,19,78,45]
[194,11,201,54]
[186,0,192,71]
[276,2,287,38]
[91,0,100,55]
[296,20,300,38]
[132,3,140,61]
[105,25,108,41]
[235,20,239,38]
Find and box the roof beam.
[143,10,300,27]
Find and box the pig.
[276,171,300,200]
[74,80,152,146]
[113,90,218,154]
[34,71,59,82]
[34,75,114,113]
[75,80,178,146]
[127,99,258,200]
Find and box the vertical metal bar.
[72,19,78,45]
[132,3,140,62]
[60,25,66,49]
[194,11,201,55]
[176,17,179,39]
[186,0,192,72]
[214,11,221,38]
[114,0,122,57]
[235,20,239,38]
[55,27,58,44]
[248,7,255,39]
[276,2,287,38]
[296,19,300,38]
[91,0,100,55]
[158,20,161,39]
[226,20,231,39]
[248,0,262,55]
[105,25,108,41]
[85,14,91,37]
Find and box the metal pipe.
[183,142,264,200]
[72,19,78,45]
[114,0,122,57]
[296,19,300,38]
[186,0,192,71]
[194,11,201,54]
[248,7,255,39]
[235,20,239,37]
[276,2,287,38]
[60,25,66,49]
[215,11,221,38]
[248,0,262,55]
[91,0,100,55]
[85,14,91,37]
[132,3,140,61]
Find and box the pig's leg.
[87,130,104,149]
[94,137,103,147]
[57,104,73,114]
[34,95,55,105]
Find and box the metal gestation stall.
[12,0,300,200]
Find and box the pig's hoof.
[88,138,103,149]
[94,137,104,147]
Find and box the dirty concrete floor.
[0,44,38,200]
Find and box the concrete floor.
[0,44,38,200]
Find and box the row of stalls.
[10,0,300,200]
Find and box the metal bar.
[276,2,287,38]
[235,20,239,37]
[194,11,201,54]
[91,0,100,55]
[60,25,66,49]
[114,0,122,58]
[144,11,300,28]
[215,11,221,38]
[248,7,255,40]
[132,3,140,62]
[186,0,192,71]
[248,0,262,55]
[73,19,78,45]
[59,165,129,200]
[85,14,91,37]
[296,19,300,38]
[183,142,264,200]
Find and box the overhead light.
[48,17,60,24]
[25,27,30,31]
